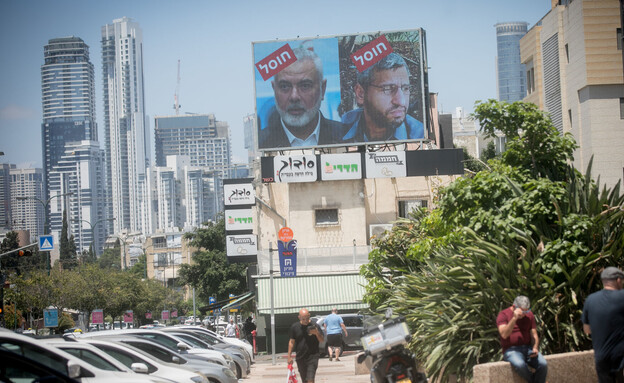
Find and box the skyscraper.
[102,17,149,234]
[47,141,107,255]
[10,168,45,241]
[495,22,528,102]
[41,37,96,228]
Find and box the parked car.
[180,325,254,362]
[161,330,249,378]
[109,336,238,383]
[314,313,365,356]
[0,330,159,382]
[76,338,208,383]
[163,326,252,366]
[73,329,236,376]
[0,348,79,383]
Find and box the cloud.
[0,104,38,120]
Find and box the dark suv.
[313,313,364,356]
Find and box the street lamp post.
[17,192,73,273]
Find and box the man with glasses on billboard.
[341,52,424,143]
[258,46,347,149]
[496,295,548,383]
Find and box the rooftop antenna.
[174,59,181,115]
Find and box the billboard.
[253,29,428,151]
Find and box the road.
[248,351,370,382]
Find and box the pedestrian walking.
[323,307,348,361]
[226,318,237,338]
[287,308,324,383]
[582,266,624,383]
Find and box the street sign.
[39,235,54,251]
[44,308,58,328]
[278,227,293,242]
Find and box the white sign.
[273,155,317,183]
[365,152,407,178]
[226,235,258,256]
[224,183,255,206]
[39,235,54,251]
[225,208,254,231]
[320,153,362,181]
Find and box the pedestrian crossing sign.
[39,235,54,251]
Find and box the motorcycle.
[357,309,427,383]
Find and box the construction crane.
[173,59,181,115]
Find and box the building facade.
[47,141,107,255]
[102,17,149,235]
[145,155,220,233]
[495,22,529,102]
[521,0,624,188]
[0,163,14,230]
[41,37,96,228]
[9,168,45,241]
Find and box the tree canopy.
[361,100,624,382]
[177,218,248,306]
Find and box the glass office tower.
[495,22,528,102]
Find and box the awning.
[221,291,255,310]
[256,273,368,315]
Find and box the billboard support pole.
[269,242,276,365]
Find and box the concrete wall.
[473,350,597,383]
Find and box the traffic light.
[18,249,32,257]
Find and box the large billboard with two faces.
[253,29,428,151]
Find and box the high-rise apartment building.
[243,113,259,164]
[41,37,96,227]
[495,22,529,102]
[0,164,14,230]
[154,114,231,177]
[10,168,45,241]
[102,17,149,234]
[145,155,220,233]
[47,141,107,255]
[521,0,624,189]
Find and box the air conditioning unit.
[369,224,393,238]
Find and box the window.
[620,98,624,120]
[565,43,569,63]
[315,209,339,226]
[398,200,428,218]
[618,28,622,50]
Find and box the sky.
[0,0,552,168]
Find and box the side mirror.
[172,356,180,364]
[177,342,190,351]
[67,361,82,378]
[131,363,149,374]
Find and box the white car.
[0,331,161,383]
[73,329,237,376]
[186,326,254,362]
[107,336,238,383]
[78,338,208,383]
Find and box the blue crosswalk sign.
[39,235,54,251]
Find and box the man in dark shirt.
[496,295,548,383]
[287,308,324,383]
[582,266,624,383]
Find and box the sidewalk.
[247,351,370,382]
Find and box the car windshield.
[60,347,122,371]
[124,341,188,365]
[171,333,209,348]
[0,340,69,374]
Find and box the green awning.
[256,273,368,315]
[221,292,255,310]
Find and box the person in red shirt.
[496,295,548,383]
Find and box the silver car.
[314,313,365,356]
